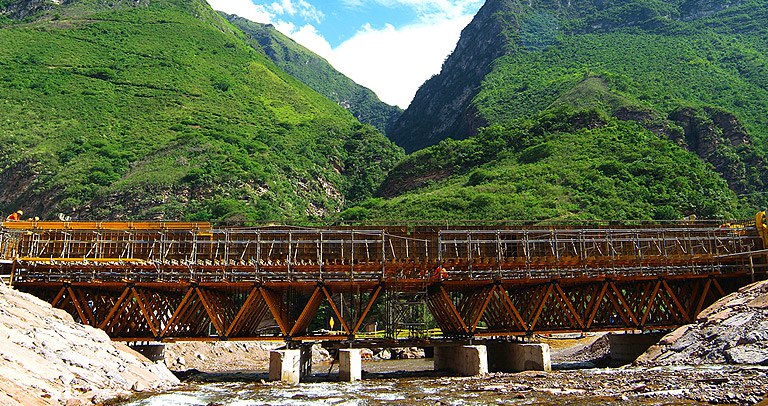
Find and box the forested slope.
[225,14,402,136]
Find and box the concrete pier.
[128,343,165,362]
[269,349,301,384]
[434,345,488,376]
[487,342,551,372]
[608,333,664,363]
[339,349,362,382]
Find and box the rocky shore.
[0,283,179,405]
[638,279,768,367]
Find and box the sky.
[205,0,485,108]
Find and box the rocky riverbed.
[123,360,768,405]
[0,283,179,405]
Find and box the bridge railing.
[439,227,756,260]
[1,222,764,283]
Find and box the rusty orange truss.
[2,220,767,342]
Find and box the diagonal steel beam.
[352,284,382,335]
[553,283,584,330]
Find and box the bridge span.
[2,216,768,344]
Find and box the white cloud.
[357,0,482,20]
[206,0,478,108]
[325,17,473,108]
[207,0,274,23]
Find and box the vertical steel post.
[438,230,442,262]
[256,230,261,279]
[288,231,292,278]
[496,230,502,276]
[351,231,355,278]
[319,231,324,280]
[382,230,386,278]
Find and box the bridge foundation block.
[339,349,362,382]
[608,333,665,364]
[434,345,488,376]
[487,342,551,373]
[128,343,165,363]
[269,349,301,384]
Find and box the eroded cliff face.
[0,283,179,405]
[669,107,767,196]
[388,0,518,153]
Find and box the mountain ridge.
[223,13,402,137]
[347,0,768,222]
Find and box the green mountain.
[355,0,768,222]
[224,13,403,136]
[0,0,403,221]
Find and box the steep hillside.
[224,13,403,136]
[388,0,513,153]
[365,0,768,222]
[0,0,403,221]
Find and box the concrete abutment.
[608,333,665,364]
[434,342,551,376]
[487,342,551,372]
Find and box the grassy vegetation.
[348,0,768,223]
[345,110,745,223]
[0,0,403,221]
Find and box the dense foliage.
[0,0,403,221]
[347,110,745,222]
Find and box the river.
[119,359,763,405]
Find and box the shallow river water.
[120,360,757,406]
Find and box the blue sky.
[206,0,485,108]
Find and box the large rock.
[0,283,179,405]
[637,280,768,366]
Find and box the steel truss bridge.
[1,216,767,343]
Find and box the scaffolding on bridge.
[1,219,766,342]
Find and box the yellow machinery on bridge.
[0,216,766,342]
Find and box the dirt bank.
[0,283,179,405]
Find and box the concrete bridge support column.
[487,342,551,373]
[608,333,664,364]
[434,345,488,376]
[339,349,362,382]
[128,343,165,362]
[269,349,301,384]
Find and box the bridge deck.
[2,221,766,342]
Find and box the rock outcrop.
[637,279,768,366]
[0,283,179,405]
[388,0,515,152]
[668,106,767,197]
